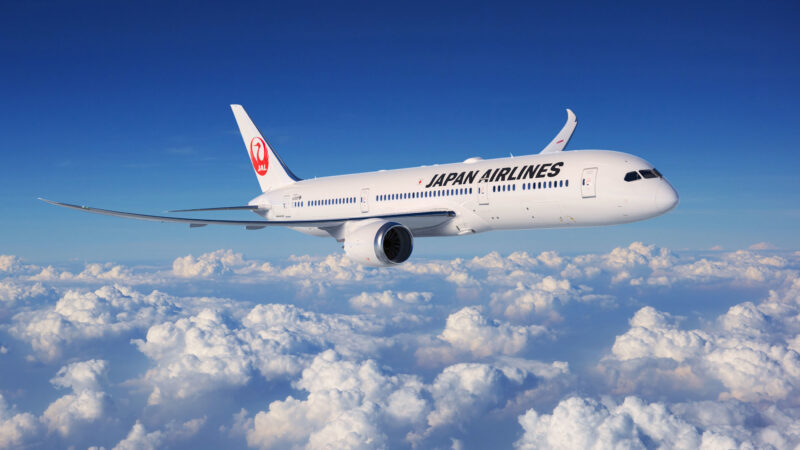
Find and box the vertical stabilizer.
[231,105,300,191]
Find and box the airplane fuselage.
[251,149,678,241]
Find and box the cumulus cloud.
[42,359,109,436]
[490,276,573,320]
[111,418,206,450]
[417,307,547,365]
[172,249,250,278]
[0,280,47,303]
[348,290,432,313]
[0,245,798,448]
[9,284,234,361]
[247,350,425,449]
[134,303,391,403]
[602,276,800,403]
[133,309,254,404]
[0,395,39,448]
[515,395,800,449]
[245,350,568,449]
[749,242,778,250]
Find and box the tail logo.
[249,137,269,176]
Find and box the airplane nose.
[654,182,679,213]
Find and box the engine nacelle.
[343,220,414,267]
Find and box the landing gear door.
[360,188,370,213]
[581,168,597,198]
[477,185,489,205]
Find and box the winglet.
[540,109,577,154]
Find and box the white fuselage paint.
[247,150,679,240]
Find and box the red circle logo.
[249,137,269,176]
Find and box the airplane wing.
[540,109,577,154]
[39,198,455,230]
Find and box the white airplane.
[41,105,678,267]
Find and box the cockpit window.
[624,171,641,182]
[639,169,657,179]
[652,168,663,178]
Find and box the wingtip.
[566,108,576,122]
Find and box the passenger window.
[559,180,563,187]
[639,169,657,179]
[624,171,641,182]
[566,180,569,187]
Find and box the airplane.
[41,105,679,267]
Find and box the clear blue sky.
[1,0,798,263]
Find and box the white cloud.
[172,249,249,278]
[133,309,253,404]
[490,276,572,320]
[749,242,778,250]
[111,417,206,450]
[247,350,425,449]
[0,246,798,448]
[603,276,800,403]
[0,280,47,303]
[42,359,109,436]
[113,421,163,450]
[438,306,546,357]
[348,290,432,312]
[0,395,39,448]
[9,283,244,361]
[0,255,26,274]
[516,396,800,449]
[135,303,392,403]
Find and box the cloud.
[9,284,234,361]
[602,276,800,403]
[515,396,800,449]
[490,276,573,320]
[42,359,109,436]
[135,303,392,404]
[111,418,206,450]
[133,309,254,404]
[172,249,250,278]
[348,290,432,313]
[246,350,425,449]
[112,421,163,450]
[749,242,778,250]
[0,245,798,448]
[417,306,547,364]
[0,280,47,303]
[0,395,39,448]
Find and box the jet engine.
[343,220,413,267]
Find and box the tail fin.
[231,105,301,191]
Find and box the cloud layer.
[0,243,798,448]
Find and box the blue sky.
[1,1,798,262]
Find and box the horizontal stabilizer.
[540,109,577,154]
